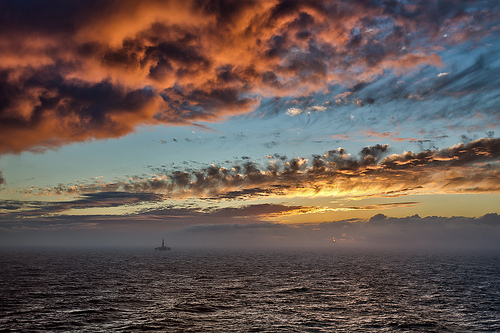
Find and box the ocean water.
[1,249,499,332]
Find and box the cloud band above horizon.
[17,138,500,201]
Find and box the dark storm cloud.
[1,0,498,154]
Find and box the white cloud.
[307,105,327,112]
[286,107,303,117]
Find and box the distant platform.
[155,239,171,251]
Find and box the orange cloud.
[360,129,437,143]
[345,202,420,210]
[0,0,496,154]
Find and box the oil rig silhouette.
[155,239,171,251]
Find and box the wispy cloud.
[345,202,420,210]
[0,192,162,219]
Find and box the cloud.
[334,49,500,117]
[1,0,498,154]
[166,213,500,250]
[18,138,500,200]
[285,105,327,117]
[0,192,162,219]
[0,199,316,234]
[286,107,303,117]
[307,105,326,112]
[359,143,390,159]
[345,202,420,210]
[206,203,315,219]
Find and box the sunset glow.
[0,0,499,248]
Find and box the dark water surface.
[1,249,499,332]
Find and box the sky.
[0,0,499,249]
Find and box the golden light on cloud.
[12,139,499,208]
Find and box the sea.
[1,248,499,332]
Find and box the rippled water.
[1,249,499,332]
